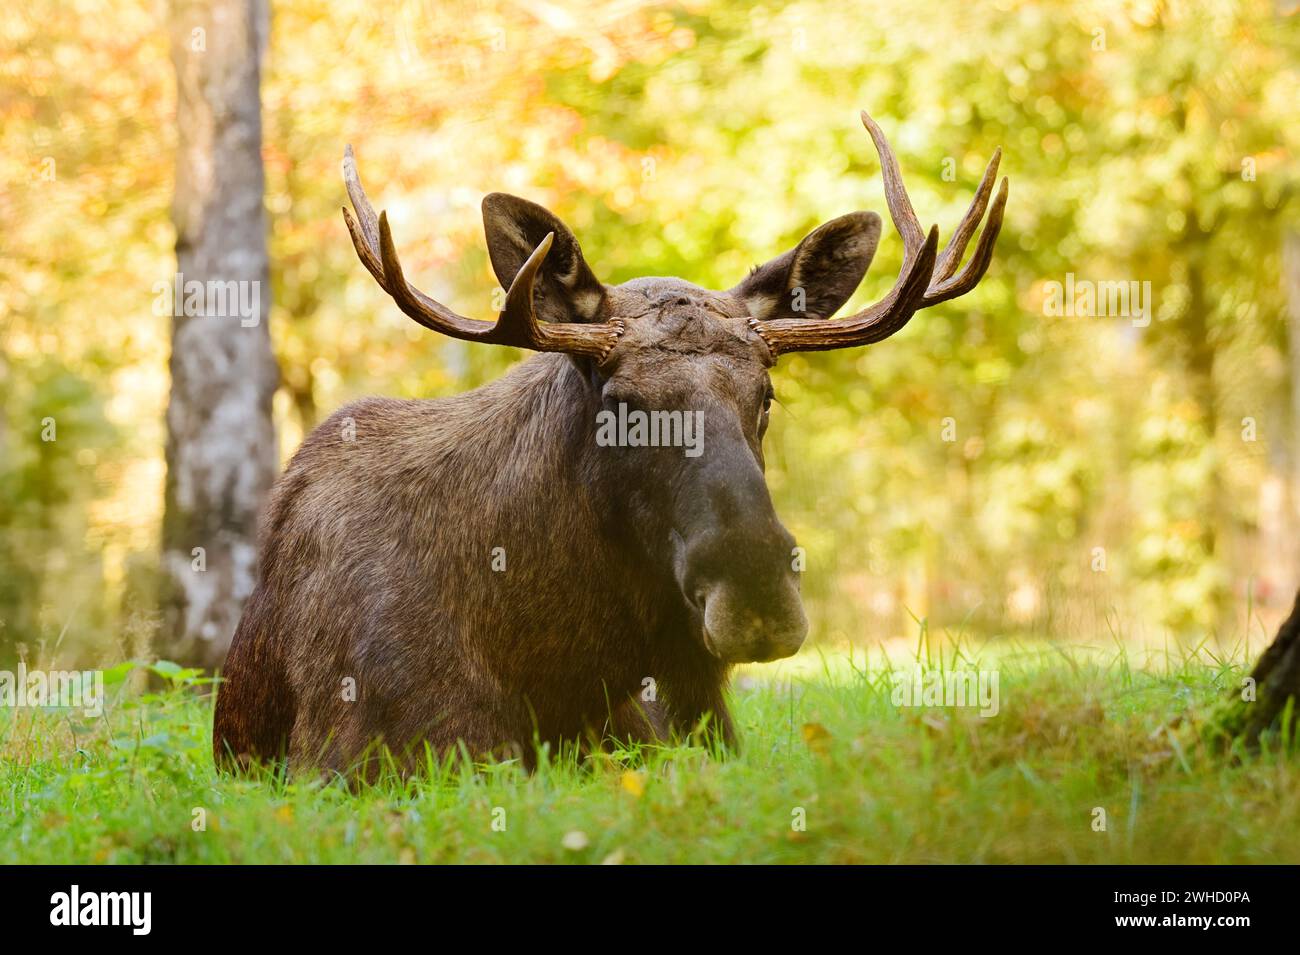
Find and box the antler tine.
[496,231,625,356]
[925,176,1008,304]
[859,110,928,258]
[488,232,554,347]
[347,143,486,340]
[342,145,386,286]
[377,211,496,338]
[931,148,1001,285]
[753,111,1008,356]
[342,146,625,361]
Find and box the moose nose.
[677,524,807,664]
[697,579,808,664]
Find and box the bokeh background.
[2,0,1298,666]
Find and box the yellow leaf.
[274,805,294,825]
[801,722,832,753]
[620,770,646,797]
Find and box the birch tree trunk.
[161,0,278,670]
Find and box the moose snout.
[697,580,809,663]
[676,524,808,664]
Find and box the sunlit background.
[2,0,1297,665]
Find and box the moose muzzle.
[672,471,809,664]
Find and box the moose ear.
[731,211,882,321]
[482,193,607,324]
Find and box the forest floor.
[3,638,1299,864]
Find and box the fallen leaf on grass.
[620,770,647,797]
[801,722,832,754]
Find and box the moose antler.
[341,146,625,361]
[752,111,1008,355]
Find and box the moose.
[213,111,1008,777]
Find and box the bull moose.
[212,111,1008,777]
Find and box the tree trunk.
[161,0,278,670]
[1215,589,1300,749]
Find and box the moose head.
[340,111,1007,666]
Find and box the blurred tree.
[161,0,279,668]
[0,0,170,664]
[1289,230,1300,577]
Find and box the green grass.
[3,641,1299,864]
